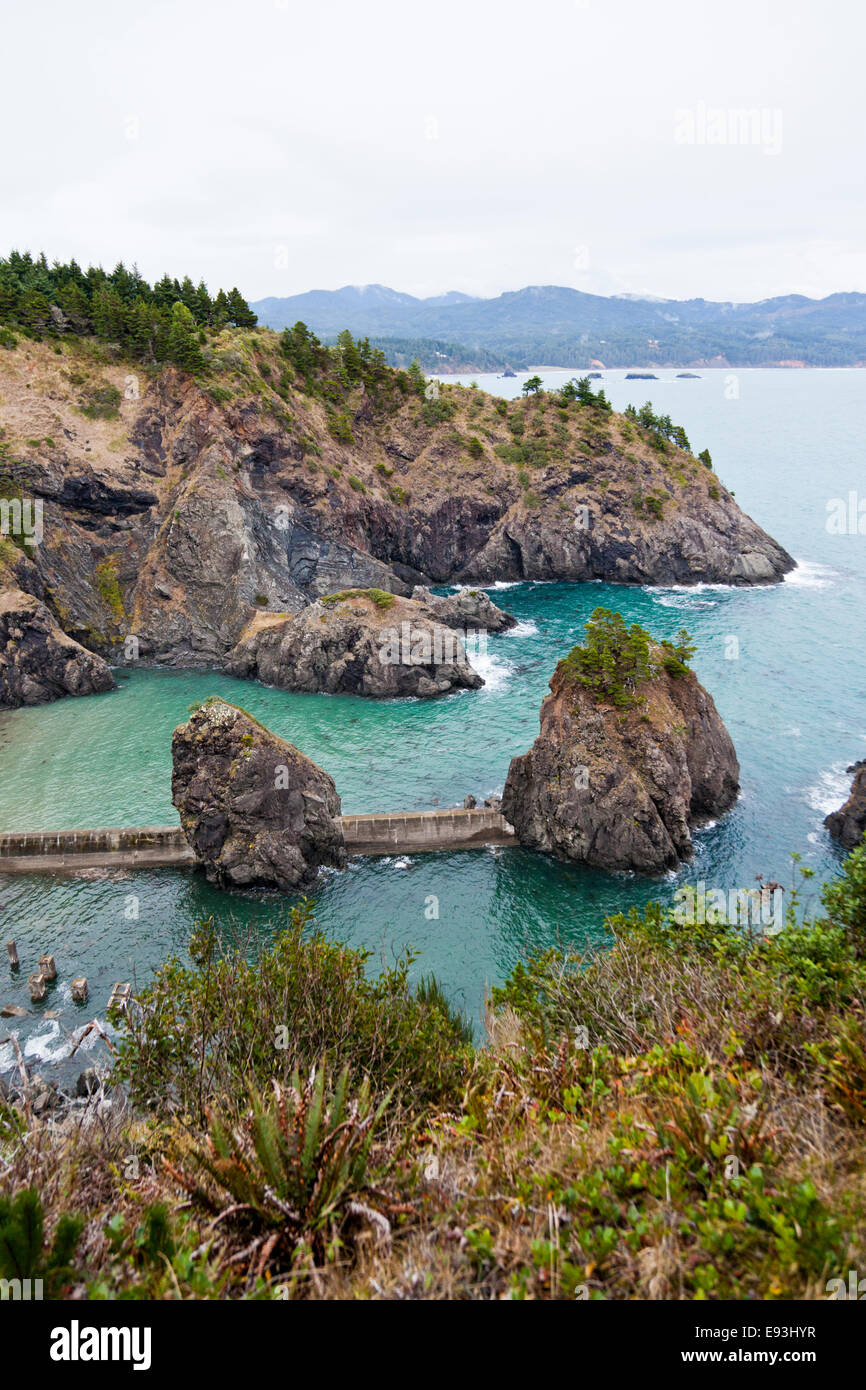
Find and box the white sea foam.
[643,579,748,597]
[693,818,719,835]
[505,619,538,637]
[783,559,837,589]
[0,1018,105,1073]
[657,593,716,609]
[473,650,512,692]
[23,1020,70,1065]
[804,764,852,817]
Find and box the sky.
[1,0,864,304]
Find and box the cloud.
[1,0,863,302]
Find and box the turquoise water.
[1,369,864,1072]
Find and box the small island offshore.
[1,250,865,1317]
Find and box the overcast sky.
[2,0,863,304]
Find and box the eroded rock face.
[0,588,116,707]
[225,590,483,698]
[825,762,866,850]
[171,699,346,889]
[409,585,517,633]
[0,343,794,673]
[502,655,739,873]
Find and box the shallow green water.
[1,368,864,1073]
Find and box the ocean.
[1,367,864,1074]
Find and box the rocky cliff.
[171,699,346,889]
[225,588,487,698]
[825,761,866,850]
[0,586,115,707]
[0,335,793,679]
[502,616,740,872]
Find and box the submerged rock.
[825,761,866,850]
[225,589,484,698]
[0,588,116,708]
[502,614,739,873]
[171,699,346,889]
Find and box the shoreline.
[435,362,866,376]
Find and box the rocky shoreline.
[825,761,866,850]
[0,337,793,700]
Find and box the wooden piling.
[28,972,46,1002]
[38,953,57,981]
[108,982,132,1012]
[71,976,88,1003]
[6,940,18,969]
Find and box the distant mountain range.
[251,284,866,370]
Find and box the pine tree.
[167,301,205,371]
[226,287,257,328]
[211,289,230,328]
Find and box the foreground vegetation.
[2,846,865,1299]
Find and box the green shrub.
[327,412,355,444]
[421,396,456,425]
[94,555,124,622]
[0,1188,83,1297]
[321,587,395,610]
[113,906,473,1123]
[660,628,695,678]
[78,382,122,419]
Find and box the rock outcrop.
[409,585,517,633]
[0,588,116,707]
[825,762,866,850]
[502,634,739,873]
[171,699,346,889]
[225,589,484,698]
[0,339,793,671]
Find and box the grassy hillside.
[3,844,866,1298]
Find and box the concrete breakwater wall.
[0,826,196,873]
[0,810,516,872]
[340,808,515,854]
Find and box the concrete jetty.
[0,809,516,873]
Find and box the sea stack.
[502,608,740,873]
[171,698,346,889]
